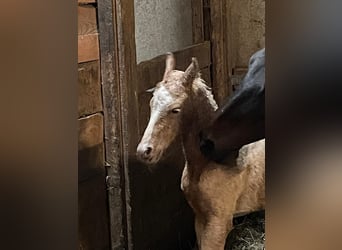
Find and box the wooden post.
[97,0,125,248]
[209,0,230,105]
[192,0,204,44]
[97,0,137,249]
[112,0,138,249]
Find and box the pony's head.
[137,53,200,164]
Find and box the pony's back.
[235,139,265,213]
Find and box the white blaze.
[141,85,174,143]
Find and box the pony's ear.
[145,87,155,93]
[163,52,176,80]
[182,57,200,87]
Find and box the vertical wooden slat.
[113,0,138,249]
[225,0,235,96]
[210,0,230,105]
[191,0,204,43]
[203,0,211,41]
[97,0,125,249]
[97,0,137,249]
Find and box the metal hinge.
[105,176,114,190]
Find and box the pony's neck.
[180,78,218,171]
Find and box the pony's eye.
[171,108,181,114]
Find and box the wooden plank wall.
[78,0,110,249]
[226,0,265,90]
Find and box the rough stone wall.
[134,0,193,63]
[230,0,265,67]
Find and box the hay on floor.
[225,210,265,250]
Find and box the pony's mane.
[192,77,218,111]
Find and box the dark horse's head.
[200,48,265,162]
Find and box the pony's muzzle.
[136,143,153,162]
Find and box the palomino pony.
[200,48,265,163]
[137,53,265,250]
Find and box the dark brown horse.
[200,48,265,162]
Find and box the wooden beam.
[78,5,99,63]
[97,0,138,249]
[97,0,125,248]
[78,61,102,117]
[225,0,235,96]
[78,34,99,63]
[78,114,103,151]
[78,5,97,36]
[203,0,211,41]
[191,0,204,43]
[210,0,229,105]
[78,0,96,3]
[112,0,138,248]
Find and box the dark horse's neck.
[180,79,217,172]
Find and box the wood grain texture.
[79,175,109,250]
[78,113,104,183]
[225,0,235,97]
[98,0,139,248]
[97,0,125,246]
[78,0,96,3]
[203,0,211,41]
[78,61,102,117]
[78,5,97,35]
[78,33,99,63]
[200,66,212,87]
[210,0,229,105]
[78,113,109,250]
[78,113,103,151]
[78,5,99,63]
[78,113,104,182]
[191,0,204,43]
[111,0,138,248]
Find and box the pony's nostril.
[144,147,152,156]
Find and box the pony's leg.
[198,215,233,250]
[194,217,204,249]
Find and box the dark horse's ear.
[163,52,176,80]
[182,57,200,88]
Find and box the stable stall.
[77,0,264,249]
